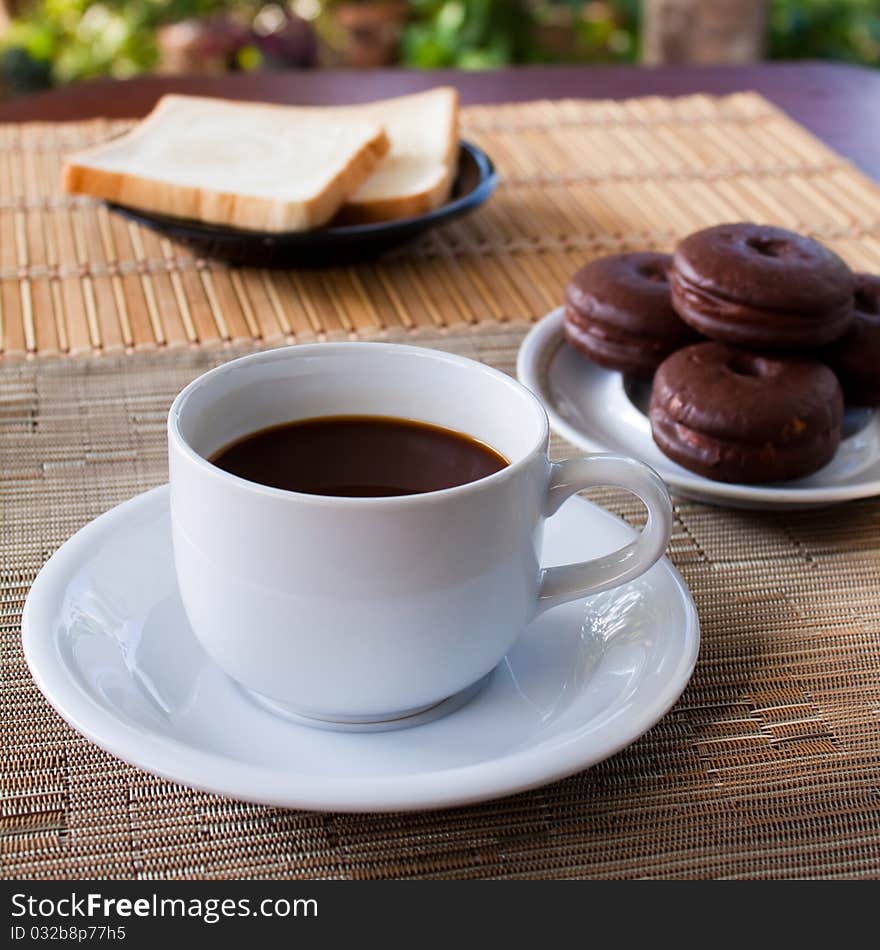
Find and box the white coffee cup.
[168,343,672,725]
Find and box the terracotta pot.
[643,0,768,65]
[535,13,580,62]
[333,1,409,68]
[157,16,251,75]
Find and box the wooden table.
[2,61,879,180]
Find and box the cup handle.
[536,454,673,616]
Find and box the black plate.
[108,141,496,268]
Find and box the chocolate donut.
[670,223,854,349]
[825,273,880,406]
[650,342,843,483]
[564,252,699,378]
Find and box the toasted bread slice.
[333,87,460,225]
[62,94,390,232]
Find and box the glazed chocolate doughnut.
[650,342,843,483]
[670,223,854,349]
[825,273,880,406]
[564,252,699,378]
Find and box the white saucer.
[22,485,699,813]
[518,308,880,510]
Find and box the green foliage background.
[769,0,880,61]
[401,1,640,69]
[3,1,880,95]
[3,0,246,85]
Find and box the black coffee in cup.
[210,415,508,497]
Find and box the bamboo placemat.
[4,91,880,879]
[3,330,880,880]
[2,91,880,358]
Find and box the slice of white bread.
[62,94,390,232]
[333,87,460,225]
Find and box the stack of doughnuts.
[563,222,879,485]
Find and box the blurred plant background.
[0,1,878,97]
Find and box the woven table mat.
[3,91,880,357]
[3,330,880,880]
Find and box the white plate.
[518,308,880,510]
[22,485,698,813]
